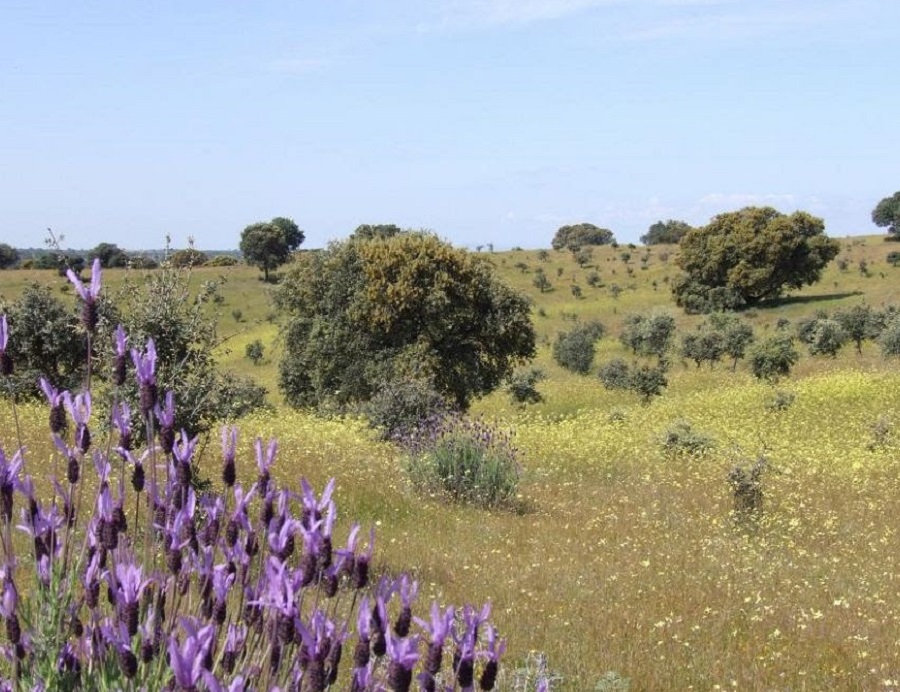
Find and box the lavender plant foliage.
[0,309,523,691]
[402,414,521,509]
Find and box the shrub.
[505,367,546,405]
[169,247,208,267]
[231,308,243,322]
[598,358,631,390]
[404,416,520,508]
[807,318,848,357]
[553,321,605,374]
[364,377,451,441]
[887,251,900,267]
[662,420,715,457]
[206,254,239,267]
[619,311,676,361]
[765,389,796,412]
[748,334,799,382]
[245,338,265,365]
[728,456,767,523]
[879,315,900,357]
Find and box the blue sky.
[1,1,896,250]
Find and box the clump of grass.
[403,416,520,509]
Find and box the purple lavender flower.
[131,338,158,416]
[113,324,128,386]
[39,377,67,435]
[0,448,23,522]
[63,390,92,454]
[393,575,419,637]
[254,436,277,495]
[0,315,11,377]
[67,258,102,332]
[385,630,420,692]
[415,602,455,677]
[168,618,217,689]
[477,624,506,691]
[0,568,20,645]
[222,426,238,488]
[155,391,177,454]
[299,477,335,530]
[111,558,151,636]
[101,621,139,679]
[295,609,344,692]
[221,624,246,674]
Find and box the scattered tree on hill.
[872,191,900,239]
[641,219,693,245]
[239,217,305,281]
[748,334,799,382]
[680,329,725,368]
[834,304,882,354]
[533,268,552,293]
[619,311,676,361]
[351,224,402,241]
[672,207,840,313]
[274,231,536,411]
[553,320,605,374]
[551,223,615,251]
[707,313,755,370]
[89,242,130,268]
[598,358,668,403]
[806,318,848,358]
[879,315,900,357]
[0,243,18,269]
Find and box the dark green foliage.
[872,191,900,238]
[806,318,848,357]
[404,416,520,508]
[245,339,265,365]
[551,223,615,251]
[879,315,900,357]
[505,367,545,405]
[275,232,536,411]
[706,313,755,370]
[887,251,900,267]
[351,223,402,240]
[33,252,85,276]
[586,271,601,287]
[748,333,799,382]
[662,420,715,457]
[532,268,551,293]
[364,377,451,441]
[0,243,19,269]
[169,248,208,267]
[570,284,583,299]
[598,358,668,402]
[206,254,239,267]
[537,249,550,262]
[641,219,694,245]
[111,265,267,438]
[680,329,725,368]
[89,242,129,268]
[619,311,676,361]
[553,321,605,374]
[239,217,304,281]
[834,303,884,353]
[574,247,594,267]
[673,206,840,312]
[0,284,86,398]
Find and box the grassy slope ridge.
[1,235,899,689]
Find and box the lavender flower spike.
[0,314,11,377]
[39,377,67,434]
[113,324,128,385]
[67,258,102,332]
[131,338,158,415]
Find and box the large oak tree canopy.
[672,206,840,313]
[274,231,536,410]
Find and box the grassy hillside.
[1,236,899,689]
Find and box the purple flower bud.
[0,315,11,377]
